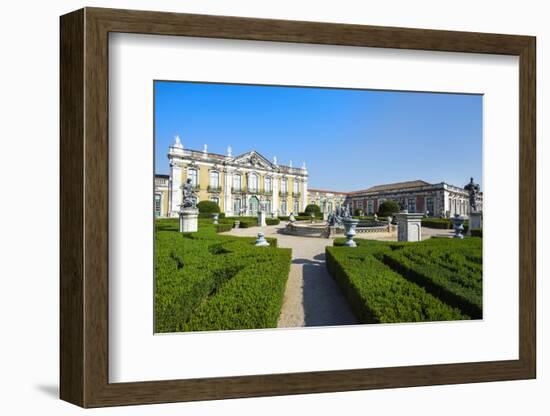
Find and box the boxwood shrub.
[266,218,280,226]
[155,218,290,332]
[326,242,466,323]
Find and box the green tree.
[377,200,400,217]
[197,200,220,214]
[304,204,321,216]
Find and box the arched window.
[281,177,287,194]
[233,198,241,215]
[233,173,241,191]
[281,200,287,214]
[265,176,272,193]
[188,168,198,187]
[249,173,258,193]
[209,171,219,189]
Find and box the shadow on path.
[293,254,358,327]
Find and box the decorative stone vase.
[451,214,465,239]
[254,232,270,247]
[212,213,219,225]
[234,220,240,229]
[342,218,359,247]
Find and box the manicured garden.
[155,218,291,333]
[326,237,482,324]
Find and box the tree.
[197,200,220,214]
[304,204,321,216]
[377,200,400,217]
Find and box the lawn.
[155,218,291,333]
[326,237,482,324]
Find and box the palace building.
[155,136,308,217]
[345,179,482,218]
[307,189,348,214]
[154,137,481,219]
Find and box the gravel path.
[222,223,358,328]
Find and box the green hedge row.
[326,242,467,324]
[215,223,233,233]
[470,228,482,238]
[381,238,482,318]
[198,212,226,219]
[422,217,470,232]
[266,218,280,226]
[155,218,289,332]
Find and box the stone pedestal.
[467,212,482,235]
[179,208,198,233]
[288,213,296,223]
[395,212,423,242]
[258,211,266,227]
[342,218,359,247]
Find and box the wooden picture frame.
[60,7,536,408]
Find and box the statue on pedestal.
[464,177,481,213]
[180,178,197,210]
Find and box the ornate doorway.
[249,196,259,216]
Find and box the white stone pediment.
[232,151,273,170]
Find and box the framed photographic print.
[60,7,536,408]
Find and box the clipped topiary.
[197,200,220,214]
[304,204,321,216]
[377,200,400,217]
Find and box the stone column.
[301,178,308,212]
[224,169,233,215]
[169,161,183,217]
[395,212,423,242]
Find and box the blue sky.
[155,81,482,191]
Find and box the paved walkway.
[222,223,454,328]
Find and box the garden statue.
[180,178,197,209]
[464,177,481,213]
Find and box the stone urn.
[255,232,270,247]
[342,218,359,247]
[212,213,219,225]
[451,214,465,239]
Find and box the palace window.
[233,198,241,214]
[265,199,272,214]
[407,198,416,213]
[281,178,287,194]
[265,176,272,193]
[233,173,241,190]
[209,171,219,189]
[293,180,299,194]
[294,200,299,214]
[248,173,258,193]
[426,197,434,216]
[154,194,161,217]
[188,168,198,187]
[367,200,374,214]
[211,196,220,207]
[281,200,287,214]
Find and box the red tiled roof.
[348,180,431,195]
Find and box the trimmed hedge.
[199,212,226,219]
[155,218,290,332]
[266,218,280,226]
[422,217,470,232]
[470,228,482,238]
[326,241,466,323]
[304,204,321,216]
[377,200,400,217]
[381,238,482,318]
[215,223,233,233]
